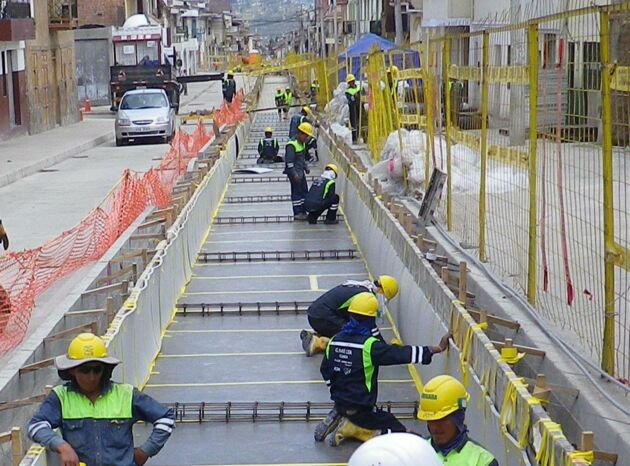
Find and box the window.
[582,42,601,90]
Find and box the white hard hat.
[348,433,442,466]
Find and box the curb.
[0,132,114,189]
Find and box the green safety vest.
[323,179,335,198]
[436,440,496,466]
[326,335,378,393]
[346,85,360,96]
[53,383,134,420]
[285,91,293,104]
[287,139,305,152]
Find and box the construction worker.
[300,275,399,356]
[222,70,237,103]
[304,163,339,225]
[418,375,498,466]
[310,79,320,100]
[274,87,285,119]
[348,433,442,466]
[257,127,283,164]
[284,122,313,221]
[289,106,312,139]
[305,135,319,162]
[317,293,452,446]
[283,86,293,118]
[0,219,8,250]
[28,333,174,466]
[345,74,361,143]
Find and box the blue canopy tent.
[337,33,421,83]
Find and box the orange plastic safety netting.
[0,103,245,355]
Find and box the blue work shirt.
[28,380,174,466]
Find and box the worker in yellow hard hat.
[304,163,339,225]
[222,70,237,103]
[289,106,313,139]
[345,73,361,143]
[300,274,400,357]
[274,87,286,120]
[28,333,175,466]
[317,293,452,446]
[257,127,283,164]
[418,375,497,466]
[284,122,313,220]
[282,86,293,119]
[310,78,320,101]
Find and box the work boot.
[307,212,319,224]
[328,417,379,447]
[324,218,339,225]
[294,213,308,221]
[300,329,314,350]
[314,407,341,442]
[301,333,330,357]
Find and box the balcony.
[0,1,35,41]
[48,0,78,30]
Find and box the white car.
[115,89,176,146]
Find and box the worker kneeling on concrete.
[418,375,497,466]
[305,163,339,225]
[348,433,442,466]
[28,333,174,466]
[257,127,283,164]
[300,275,399,356]
[317,293,451,446]
[285,122,313,221]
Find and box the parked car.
[115,89,176,146]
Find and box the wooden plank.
[491,340,546,357]
[138,217,167,230]
[130,233,165,241]
[467,307,520,330]
[11,427,22,466]
[19,357,55,375]
[458,261,468,303]
[45,322,98,342]
[0,431,12,442]
[109,249,147,264]
[95,263,136,286]
[64,308,106,317]
[0,394,47,412]
[81,281,127,297]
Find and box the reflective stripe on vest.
[323,179,335,199]
[437,440,496,466]
[53,384,133,420]
[287,140,305,152]
[362,337,378,393]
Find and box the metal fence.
[260,2,630,379]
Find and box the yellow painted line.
[159,351,303,358]
[145,379,414,388]
[191,272,366,280]
[193,259,362,267]
[309,275,319,291]
[167,327,393,334]
[183,289,324,296]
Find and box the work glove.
[0,222,8,250]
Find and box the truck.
[109,15,223,113]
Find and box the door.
[76,39,111,106]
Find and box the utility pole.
[333,0,339,55]
[320,1,326,57]
[394,0,403,45]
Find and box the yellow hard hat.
[346,73,356,83]
[264,127,273,133]
[277,88,282,92]
[377,275,399,300]
[325,163,339,176]
[297,122,314,137]
[55,333,120,375]
[417,375,470,421]
[348,292,379,317]
[387,65,400,74]
[302,106,312,115]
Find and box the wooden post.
[580,432,594,452]
[441,266,449,284]
[532,374,551,402]
[458,261,468,303]
[10,427,22,466]
[131,263,138,284]
[141,249,149,269]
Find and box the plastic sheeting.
[369,129,528,196]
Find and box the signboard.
[147,40,156,48]
[325,38,336,45]
[123,45,135,54]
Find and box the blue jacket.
[28,380,174,466]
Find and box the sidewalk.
[0,78,239,189]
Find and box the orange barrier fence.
[212,90,247,130]
[0,109,243,355]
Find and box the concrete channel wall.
[15,111,252,466]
